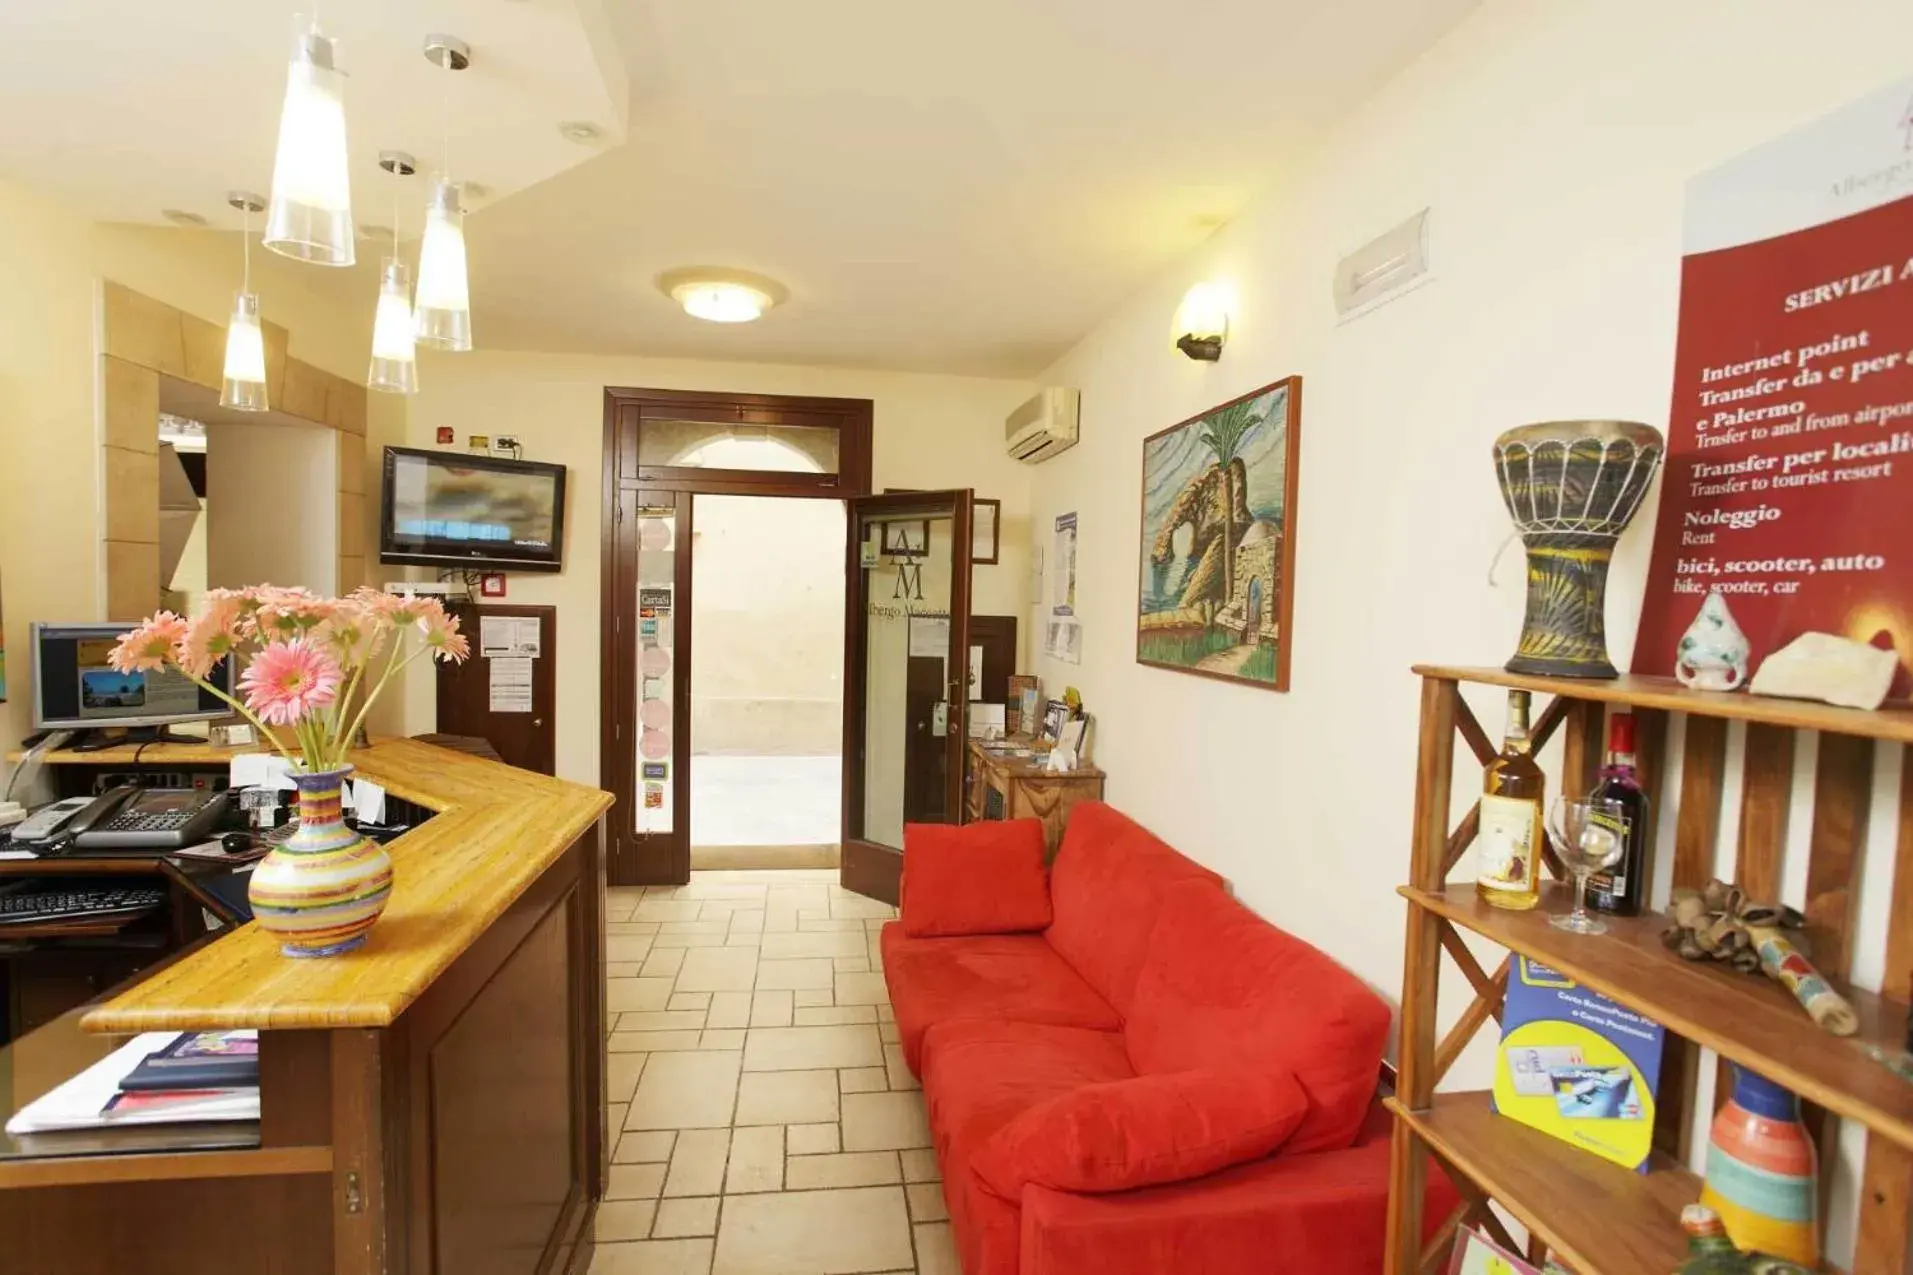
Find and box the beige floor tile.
[609,1102,629,1133]
[595,1199,658,1242]
[606,1162,667,1199]
[793,987,835,1008]
[761,910,799,933]
[712,1186,912,1275]
[699,1029,745,1049]
[606,962,644,978]
[734,1070,840,1125]
[619,1010,708,1032]
[608,921,663,936]
[754,958,836,990]
[608,935,655,964]
[725,1124,783,1194]
[793,1005,877,1027]
[652,1196,720,1240]
[899,1149,941,1183]
[652,932,732,949]
[878,1021,901,1044]
[612,1030,704,1053]
[760,930,868,960]
[727,909,766,934]
[663,1128,729,1198]
[832,957,871,975]
[744,1025,883,1072]
[706,991,753,1029]
[672,879,772,900]
[592,1237,713,1275]
[833,972,889,1006]
[839,1067,887,1094]
[913,1222,960,1275]
[610,978,678,1013]
[670,991,713,1011]
[883,1043,917,1091]
[620,1130,678,1161]
[874,1002,895,1024]
[784,1151,901,1190]
[862,918,890,932]
[675,945,760,993]
[830,893,898,920]
[695,899,755,917]
[905,1182,949,1223]
[747,989,794,1028]
[787,1122,840,1156]
[629,1050,742,1129]
[639,947,688,979]
[841,1090,932,1151]
[659,919,732,935]
[634,900,707,923]
[609,1053,646,1103]
[798,917,868,933]
[767,884,831,910]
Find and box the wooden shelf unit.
[1386,667,1913,1275]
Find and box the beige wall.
[206,421,340,594]
[397,350,1037,784]
[1024,1,1913,1262]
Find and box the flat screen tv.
[379,447,567,573]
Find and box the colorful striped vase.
[248,766,394,958]
[1699,1065,1820,1266]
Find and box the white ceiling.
[0,0,1479,377]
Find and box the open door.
[841,490,974,903]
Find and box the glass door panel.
[634,499,682,846]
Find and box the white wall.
[1028,1,1913,1262]
[399,350,1037,784]
[206,421,339,594]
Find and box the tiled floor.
[688,756,842,847]
[596,870,957,1275]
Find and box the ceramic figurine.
[1672,1204,1811,1274]
[1675,590,1751,691]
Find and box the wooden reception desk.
[0,738,614,1275]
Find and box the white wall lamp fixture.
[414,34,474,352]
[221,192,271,412]
[263,17,355,267]
[368,151,419,395]
[657,268,789,324]
[1173,282,1232,361]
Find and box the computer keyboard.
[0,885,167,925]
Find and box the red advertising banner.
[1634,80,1913,687]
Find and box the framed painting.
[1135,376,1302,691]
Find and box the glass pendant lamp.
[222,193,270,412]
[367,152,419,394]
[414,35,474,351]
[264,17,354,266]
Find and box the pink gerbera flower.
[415,601,472,663]
[109,612,188,673]
[239,639,344,726]
[179,594,245,679]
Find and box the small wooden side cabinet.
[964,738,1105,853]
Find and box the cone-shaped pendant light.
[368,152,420,395]
[414,35,473,351]
[222,193,270,412]
[264,18,354,266]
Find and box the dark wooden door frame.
[600,387,873,887]
[840,490,974,904]
[435,603,559,775]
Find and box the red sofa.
[881,803,1454,1275]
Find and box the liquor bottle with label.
[1477,690,1546,910]
[1586,712,1650,916]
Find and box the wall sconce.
[1173,282,1231,361]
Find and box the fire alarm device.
[479,574,507,598]
[468,434,490,453]
[436,426,454,445]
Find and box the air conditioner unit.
[1005,387,1080,463]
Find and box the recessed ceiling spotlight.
[462,181,492,201]
[161,209,209,227]
[558,121,605,145]
[657,268,789,324]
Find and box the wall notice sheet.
[1634,78,1913,688]
[479,615,542,658]
[489,656,534,712]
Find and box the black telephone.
[12,786,234,854]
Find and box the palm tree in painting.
[1198,396,1266,601]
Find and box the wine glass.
[1547,796,1625,935]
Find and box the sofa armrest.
[900,819,1052,937]
[1017,1115,1458,1275]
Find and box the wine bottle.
[1587,712,1650,916]
[1476,690,1546,911]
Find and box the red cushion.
[971,1068,1307,1199]
[1045,803,1224,1012]
[1124,881,1389,1155]
[902,819,1052,937]
[881,923,1121,1075]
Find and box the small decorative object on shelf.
[1672,1204,1811,1274]
[1492,420,1665,679]
[1445,1223,1542,1273]
[1477,690,1547,911]
[111,586,472,957]
[1748,630,1898,711]
[1586,712,1650,916]
[1663,881,1858,1035]
[1674,590,1750,691]
[1699,1069,1820,1268]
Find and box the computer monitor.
[29,621,236,732]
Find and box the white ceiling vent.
[1333,208,1431,321]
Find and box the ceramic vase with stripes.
[248,766,394,958]
[1699,1064,1820,1266]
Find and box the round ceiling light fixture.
[658,268,788,324]
[558,121,605,145]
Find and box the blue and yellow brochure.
[1489,956,1666,1173]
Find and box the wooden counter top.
[77,738,613,1035]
